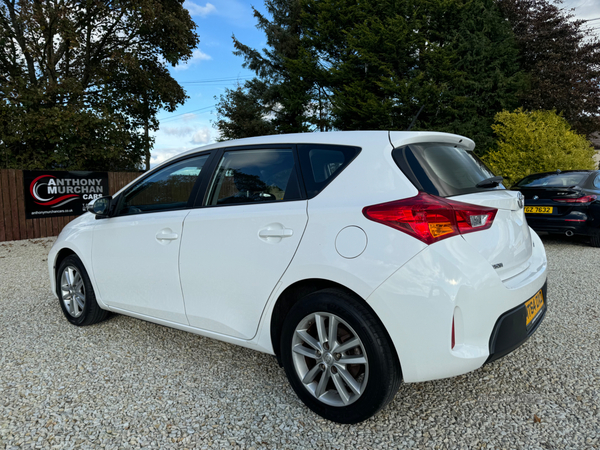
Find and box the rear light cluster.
[363,192,498,245]
[552,195,597,203]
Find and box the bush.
[483,109,596,186]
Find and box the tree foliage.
[216,0,524,152]
[497,0,600,136]
[214,80,276,141]
[0,0,198,170]
[483,109,596,186]
[301,0,525,152]
[214,0,324,140]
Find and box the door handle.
[259,228,293,238]
[156,231,179,241]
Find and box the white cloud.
[152,113,217,167]
[150,148,189,168]
[185,1,216,17]
[191,49,212,61]
[174,49,212,71]
[181,113,198,122]
[191,127,212,145]
[162,126,195,137]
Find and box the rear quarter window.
[392,143,502,197]
[297,144,361,198]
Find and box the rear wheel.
[57,255,108,326]
[280,288,401,423]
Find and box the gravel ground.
[0,235,598,450]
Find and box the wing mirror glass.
[87,196,112,217]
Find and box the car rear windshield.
[515,173,588,188]
[392,143,502,197]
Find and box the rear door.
[392,142,532,280]
[179,146,308,339]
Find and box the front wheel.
[280,289,401,423]
[56,255,108,326]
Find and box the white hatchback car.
[49,131,547,423]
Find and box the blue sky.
[150,0,600,167]
[151,0,268,167]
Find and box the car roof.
[163,130,475,167]
[514,170,599,188]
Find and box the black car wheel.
[56,255,109,326]
[280,288,401,423]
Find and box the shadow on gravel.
[538,232,593,247]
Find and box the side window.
[207,149,301,206]
[594,175,600,189]
[118,154,209,215]
[297,144,361,198]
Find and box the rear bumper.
[366,231,548,383]
[486,281,547,364]
[526,214,599,237]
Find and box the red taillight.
[362,192,497,245]
[451,317,456,349]
[552,195,597,203]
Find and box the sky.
[150,0,267,167]
[150,0,600,168]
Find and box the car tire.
[591,232,600,248]
[280,288,401,423]
[56,255,109,326]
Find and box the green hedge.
[483,109,596,187]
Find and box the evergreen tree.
[497,0,600,136]
[217,0,524,152]
[215,0,325,139]
[302,0,525,152]
[214,81,276,141]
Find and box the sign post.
[23,170,109,219]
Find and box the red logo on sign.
[29,175,78,206]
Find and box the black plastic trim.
[485,281,547,364]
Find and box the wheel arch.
[53,248,77,287]
[269,278,401,375]
[52,247,92,298]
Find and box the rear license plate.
[525,206,553,214]
[525,290,544,326]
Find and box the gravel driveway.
[0,236,598,449]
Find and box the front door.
[91,154,210,324]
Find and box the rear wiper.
[476,176,504,188]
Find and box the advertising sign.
[23,170,109,219]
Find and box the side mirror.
[87,196,112,218]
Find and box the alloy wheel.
[60,265,86,318]
[291,312,369,407]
